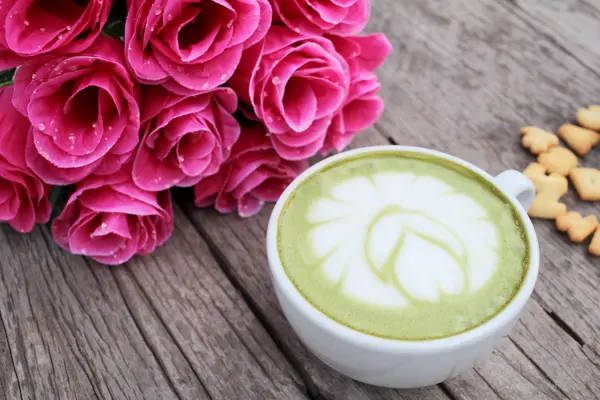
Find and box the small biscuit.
[523,162,547,180]
[590,228,600,256]
[555,211,599,243]
[520,126,559,155]
[523,163,568,219]
[537,147,578,176]
[557,124,600,156]
[569,168,600,201]
[577,105,600,131]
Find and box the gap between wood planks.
[1,217,310,400]
[170,214,321,400]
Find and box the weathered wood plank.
[0,211,307,400]
[0,225,180,400]
[113,207,307,400]
[502,0,600,76]
[476,338,566,400]
[364,1,600,396]
[510,300,600,400]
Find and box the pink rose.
[133,85,241,191]
[270,0,369,36]
[12,37,140,186]
[125,0,272,95]
[0,86,51,233]
[0,0,113,69]
[229,26,350,160]
[194,123,307,217]
[52,164,174,265]
[323,33,391,153]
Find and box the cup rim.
[267,145,540,354]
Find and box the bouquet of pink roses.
[0,0,391,265]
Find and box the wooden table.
[2,1,600,399]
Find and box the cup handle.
[494,170,536,211]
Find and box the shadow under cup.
[267,145,540,388]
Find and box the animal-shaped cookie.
[557,124,600,156]
[590,228,600,256]
[520,126,559,155]
[523,163,568,219]
[537,147,578,176]
[556,212,599,243]
[577,105,600,131]
[569,168,600,201]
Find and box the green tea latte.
[277,152,530,340]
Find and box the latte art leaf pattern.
[279,153,528,340]
[307,173,501,306]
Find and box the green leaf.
[48,186,70,223]
[103,19,126,39]
[103,0,127,39]
[0,68,15,87]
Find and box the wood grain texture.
[0,212,307,400]
[0,225,180,400]
[114,207,306,400]
[502,0,600,75]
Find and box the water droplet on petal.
[38,123,46,131]
[24,20,29,26]
[66,25,71,31]
[272,76,281,85]
[101,223,107,229]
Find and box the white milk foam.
[307,173,500,307]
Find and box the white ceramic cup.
[267,146,539,389]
